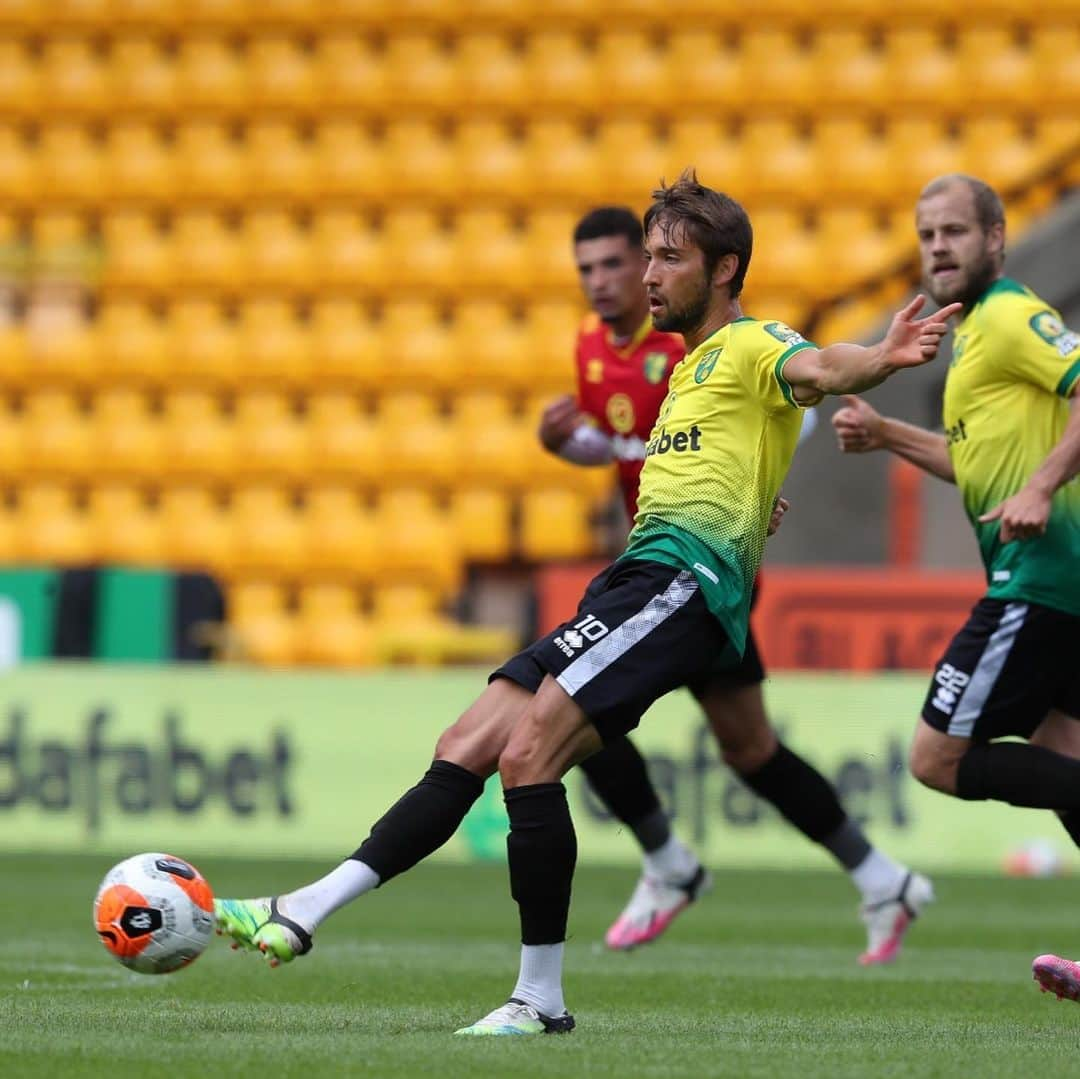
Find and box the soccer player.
[542,205,931,960]
[828,174,1080,1000]
[216,172,958,1035]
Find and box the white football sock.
[850,849,907,903]
[643,834,699,884]
[278,859,380,931]
[510,942,566,1017]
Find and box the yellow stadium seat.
[182,0,251,27]
[810,28,887,112]
[90,387,164,480]
[167,298,239,387]
[517,424,603,491]
[175,34,247,115]
[310,207,382,292]
[384,120,456,204]
[0,396,23,477]
[100,210,174,296]
[381,208,453,297]
[87,483,163,565]
[159,484,232,573]
[173,120,249,205]
[452,390,512,427]
[742,290,811,335]
[522,298,585,389]
[749,208,817,296]
[961,116,1037,191]
[108,35,178,117]
[519,487,593,561]
[233,390,309,480]
[738,29,813,114]
[0,125,34,210]
[312,119,387,202]
[230,579,286,620]
[0,0,46,30]
[452,300,532,394]
[374,409,457,489]
[594,30,672,113]
[16,481,91,564]
[370,582,440,623]
[1034,111,1080,162]
[379,300,462,392]
[812,118,892,205]
[312,33,388,116]
[665,117,746,202]
[454,412,531,490]
[455,120,526,207]
[172,210,243,293]
[308,299,382,391]
[25,306,98,392]
[664,31,741,114]
[455,32,527,115]
[957,25,1036,112]
[237,298,313,386]
[240,210,312,293]
[372,489,461,595]
[246,120,314,205]
[110,0,181,32]
[884,27,960,111]
[1031,25,1080,111]
[97,300,168,386]
[885,119,960,204]
[226,579,294,665]
[522,119,598,204]
[229,484,305,577]
[450,208,527,300]
[598,118,675,208]
[384,33,457,117]
[301,485,378,581]
[522,209,580,299]
[29,209,93,289]
[38,123,105,207]
[104,121,175,207]
[39,36,110,120]
[740,119,818,206]
[523,30,596,115]
[814,208,901,296]
[0,39,40,120]
[307,391,380,485]
[294,583,374,668]
[248,34,316,116]
[160,389,236,479]
[376,391,439,427]
[448,487,513,562]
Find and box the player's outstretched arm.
[832,395,955,483]
[538,394,614,466]
[783,296,962,402]
[978,393,1080,541]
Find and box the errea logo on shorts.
[554,614,609,658]
[931,663,971,715]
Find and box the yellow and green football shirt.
[621,316,815,652]
[944,277,1080,615]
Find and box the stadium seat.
[814,208,902,296]
[0,38,40,121]
[448,487,513,562]
[384,33,457,117]
[961,117,1039,191]
[96,300,168,386]
[810,28,887,112]
[108,35,178,117]
[885,118,961,204]
[306,391,380,485]
[452,390,513,428]
[663,31,745,115]
[15,481,91,564]
[100,210,174,296]
[310,207,382,292]
[301,484,378,580]
[104,121,175,207]
[312,32,389,116]
[372,489,461,595]
[87,483,163,565]
[455,120,527,208]
[171,210,243,293]
[173,120,249,206]
[1030,25,1080,112]
[665,117,746,201]
[740,119,819,206]
[884,27,960,111]
[90,387,164,480]
[246,120,314,205]
[37,123,105,207]
[522,209,581,299]
[451,300,533,394]
[159,484,232,573]
[160,389,236,479]
[240,210,312,293]
[522,30,596,115]
[228,484,305,577]
[812,118,893,205]
[594,30,671,113]
[454,411,532,491]
[521,300,581,393]
[308,299,382,392]
[384,120,456,204]
[455,32,527,115]
[39,36,110,120]
[167,298,240,387]
[29,210,95,291]
[182,0,252,28]
[742,289,812,336]
[0,396,23,473]
[294,583,374,667]
[451,208,527,300]
[312,119,387,202]
[519,487,594,561]
[738,29,813,114]
[595,119,673,209]
[376,391,438,427]
[956,25,1036,112]
[0,125,34,210]
[227,579,296,666]
[25,300,99,390]
[381,208,453,298]
[374,407,457,489]
[370,582,440,623]
[175,35,247,116]
[522,119,598,204]
[233,390,309,480]
[248,34,316,116]
[378,300,462,393]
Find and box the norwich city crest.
[643,352,668,384]
[695,348,721,384]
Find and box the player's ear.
[711,252,738,292]
[986,221,1005,258]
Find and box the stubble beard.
[652,283,710,334]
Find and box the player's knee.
[908,738,957,794]
[716,720,778,774]
[497,739,538,789]
[435,716,498,777]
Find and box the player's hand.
[538,395,584,452]
[832,395,885,453]
[978,485,1053,542]
[881,295,962,370]
[767,496,790,536]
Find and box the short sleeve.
[732,320,817,413]
[996,302,1080,398]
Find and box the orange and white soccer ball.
[94,853,215,974]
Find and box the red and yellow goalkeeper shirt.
[574,313,685,518]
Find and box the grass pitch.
[2,852,1077,1078]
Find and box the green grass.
[2,853,1077,1078]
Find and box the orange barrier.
[534,563,985,672]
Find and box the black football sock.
[1058,811,1080,852]
[351,759,484,884]
[956,742,1080,809]
[740,742,869,865]
[578,736,669,852]
[505,783,577,945]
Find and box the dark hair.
[643,169,753,297]
[573,206,643,249]
[919,173,1005,233]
